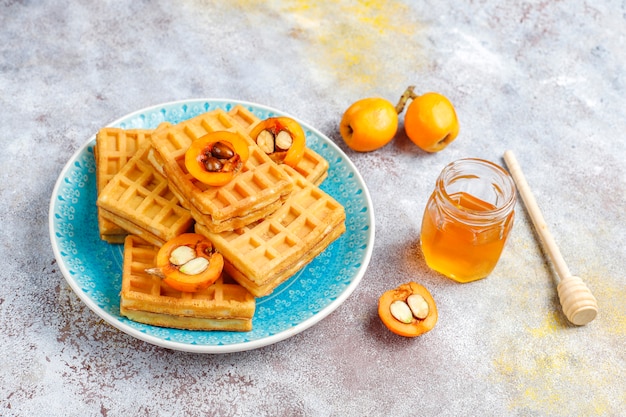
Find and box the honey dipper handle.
[503,150,570,280]
[503,150,598,325]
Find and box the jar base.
[429,267,489,283]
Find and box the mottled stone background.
[1,1,624,416]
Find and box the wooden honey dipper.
[503,150,598,325]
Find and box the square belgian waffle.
[196,165,346,297]
[149,108,295,233]
[96,141,194,247]
[94,127,152,243]
[227,105,329,186]
[120,235,255,331]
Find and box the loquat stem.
[395,85,419,114]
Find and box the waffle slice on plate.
[120,235,255,331]
[94,127,153,243]
[149,107,297,233]
[228,105,329,186]
[196,165,346,298]
[96,141,194,247]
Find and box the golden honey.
[420,159,516,283]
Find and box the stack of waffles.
[94,104,345,331]
[195,165,346,297]
[94,128,155,243]
[96,130,195,247]
[120,235,255,331]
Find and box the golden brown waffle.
[120,235,255,331]
[150,141,292,232]
[290,145,329,186]
[228,105,329,185]
[97,141,194,247]
[149,108,295,233]
[94,127,152,242]
[196,165,346,297]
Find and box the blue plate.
[49,99,375,353]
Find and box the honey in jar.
[420,158,516,283]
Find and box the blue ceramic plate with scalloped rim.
[49,99,374,353]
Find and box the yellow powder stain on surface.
[320,1,418,87]
[527,310,568,338]
[268,0,422,89]
[489,258,625,416]
[492,344,614,416]
[585,268,626,336]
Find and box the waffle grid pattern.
[95,128,152,241]
[97,142,193,244]
[96,128,151,189]
[150,108,295,229]
[120,236,255,328]
[200,165,346,295]
[228,105,329,185]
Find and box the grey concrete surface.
[1,1,624,416]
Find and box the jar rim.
[436,158,516,220]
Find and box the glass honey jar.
[420,158,516,283]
